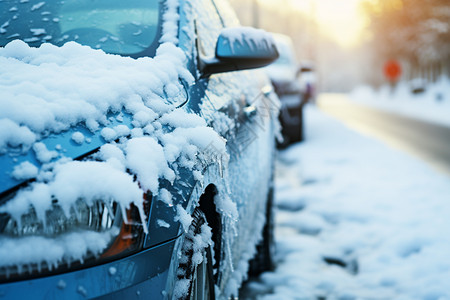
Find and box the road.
[317,93,450,176]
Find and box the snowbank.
[246,105,450,299]
[350,76,450,127]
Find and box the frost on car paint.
[0,3,229,275]
[218,26,276,54]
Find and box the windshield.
[0,0,161,56]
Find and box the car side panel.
[179,0,278,293]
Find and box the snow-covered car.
[265,33,315,146]
[0,0,280,299]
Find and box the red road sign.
[383,60,402,82]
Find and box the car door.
[180,0,279,290]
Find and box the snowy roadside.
[350,76,450,128]
[244,105,450,299]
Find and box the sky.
[290,0,368,48]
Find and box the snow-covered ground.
[243,105,450,299]
[350,77,450,127]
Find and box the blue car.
[0,0,279,299]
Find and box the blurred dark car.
[0,0,280,299]
[265,33,315,146]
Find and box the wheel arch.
[198,184,222,282]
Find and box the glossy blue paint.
[216,30,278,60]
[0,239,176,300]
[0,112,134,197]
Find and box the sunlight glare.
[293,0,367,48]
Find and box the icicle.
[47,260,53,271]
[60,202,73,222]
[14,216,22,235]
[104,200,115,221]
[225,233,234,273]
[120,204,129,225]
[218,155,223,178]
[17,264,22,275]
[137,204,148,234]
[53,260,59,271]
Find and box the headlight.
[0,193,151,282]
[1,200,116,236]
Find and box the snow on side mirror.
[200,27,279,78]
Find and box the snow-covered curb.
[245,106,450,299]
[350,76,450,127]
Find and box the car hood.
[0,40,193,197]
[0,112,134,196]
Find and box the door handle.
[243,105,257,119]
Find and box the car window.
[0,0,160,56]
[192,0,223,57]
[212,0,240,28]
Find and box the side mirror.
[200,27,279,78]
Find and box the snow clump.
[0,1,227,272]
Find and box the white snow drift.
[246,106,450,299]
